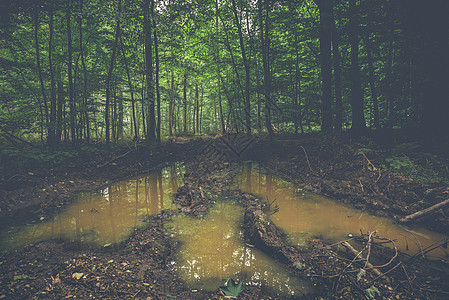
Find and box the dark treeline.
[1,0,448,148]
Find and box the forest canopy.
[1,0,448,148]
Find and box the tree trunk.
[67,0,76,145]
[364,31,380,130]
[349,0,366,136]
[259,0,273,135]
[231,0,251,134]
[385,38,394,130]
[331,10,343,132]
[169,69,174,136]
[153,14,161,141]
[183,73,187,133]
[195,84,199,134]
[105,0,121,145]
[215,0,226,134]
[315,0,333,133]
[79,0,90,143]
[143,0,156,140]
[34,10,50,143]
[120,36,138,140]
[48,8,57,147]
[56,71,63,145]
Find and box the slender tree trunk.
[169,69,174,136]
[259,0,273,135]
[315,0,333,133]
[105,0,121,145]
[183,73,187,133]
[48,9,57,147]
[79,0,90,143]
[56,71,63,145]
[120,36,138,140]
[349,0,366,136]
[144,0,156,140]
[331,10,343,132]
[153,15,161,141]
[195,84,199,134]
[67,0,76,145]
[231,0,251,134]
[364,32,380,130]
[385,38,394,130]
[34,11,50,143]
[215,0,226,134]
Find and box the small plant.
[219,278,244,298]
[363,285,380,299]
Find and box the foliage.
[219,278,244,298]
[363,285,380,299]
[0,0,447,146]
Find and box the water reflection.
[1,163,185,249]
[235,162,449,260]
[167,201,311,295]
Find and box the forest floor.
[1,134,448,299]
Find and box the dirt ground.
[1,134,448,299]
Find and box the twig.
[300,145,314,173]
[358,179,364,192]
[97,149,135,168]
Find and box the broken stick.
[398,198,449,223]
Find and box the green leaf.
[363,285,380,299]
[165,295,176,300]
[219,278,244,298]
[13,274,29,280]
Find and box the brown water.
[166,200,312,296]
[0,163,185,249]
[234,162,449,260]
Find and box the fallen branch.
[96,149,135,168]
[300,145,314,173]
[341,241,382,277]
[398,198,449,223]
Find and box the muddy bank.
[248,136,449,234]
[0,138,207,221]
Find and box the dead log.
[398,198,449,223]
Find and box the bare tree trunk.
[315,0,333,133]
[331,10,343,132]
[231,0,251,134]
[349,0,366,136]
[364,31,380,130]
[195,84,199,134]
[79,0,90,143]
[169,69,174,136]
[183,73,187,134]
[120,36,138,140]
[259,0,273,135]
[143,0,156,140]
[34,10,50,143]
[153,15,161,141]
[215,0,226,134]
[105,0,121,145]
[48,8,57,147]
[67,0,76,145]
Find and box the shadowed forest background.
[1,0,448,153]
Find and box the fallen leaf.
[52,274,61,284]
[72,272,84,280]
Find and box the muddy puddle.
[166,200,312,296]
[0,163,185,250]
[235,162,449,261]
